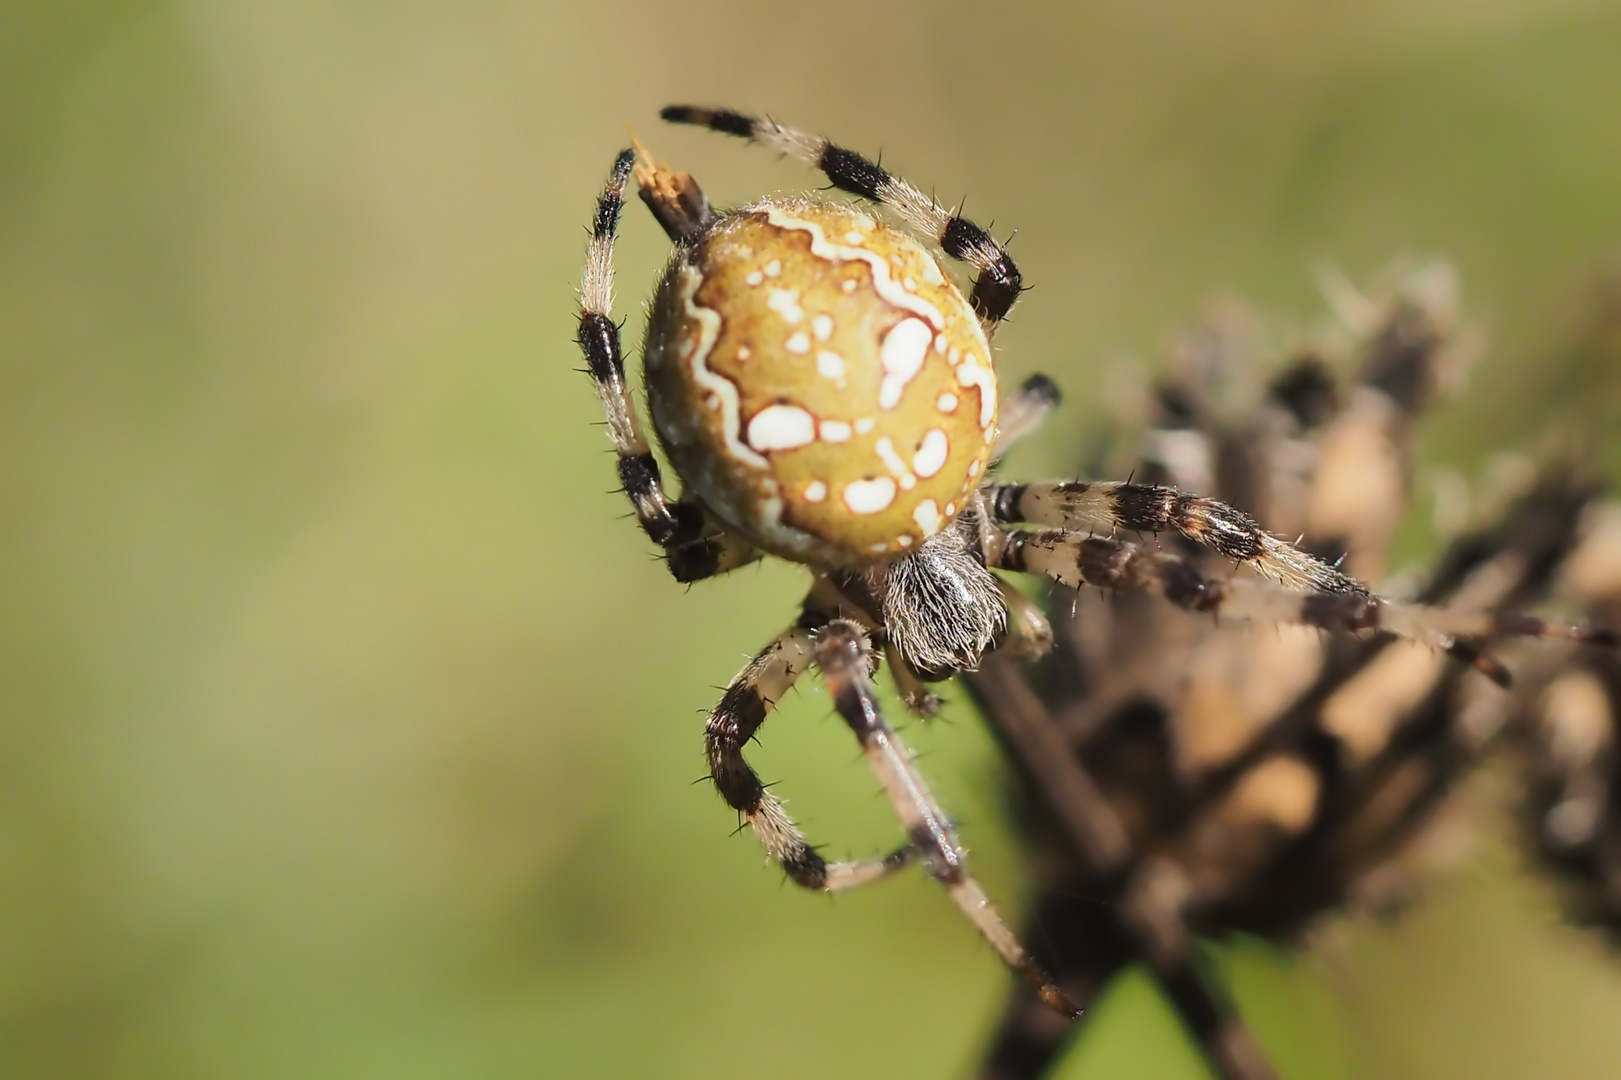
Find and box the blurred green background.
[5,1,1621,1077]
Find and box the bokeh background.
[5,1,1621,1077]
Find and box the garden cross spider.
[571,105,1616,1018]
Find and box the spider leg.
[660,105,1025,331]
[577,152,704,559]
[576,149,758,584]
[883,642,943,719]
[629,133,716,243]
[706,615,916,890]
[993,374,1063,464]
[667,527,762,583]
[994,577,1055,664]
[994,528,1616,676]
[814,618,1080,1018]
[989,478,1373,594]
[975,898,1131,1080]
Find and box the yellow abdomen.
[644,199,997,567]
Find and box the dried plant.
[968,264,1621,1080]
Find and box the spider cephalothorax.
[571,106,1617,1021]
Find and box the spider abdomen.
[644,198,997,568]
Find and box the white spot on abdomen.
[812,314,834,340]
[820,420,852,442]
[879,318,932,409]
[768,289,804,324]
[913,429,949,478]
[843,477,898,514]
[786,332,811,354]
[803,480,828,503]
[912,499,942,537]
[817,351,846,381]
[875,437,917,490]
[746,404,817,451]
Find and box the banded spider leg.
[704,603,1079,1018]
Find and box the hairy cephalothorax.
[570,107,1617,1021]
[872,505,1007,676]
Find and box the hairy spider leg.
[995,529,1614,683]
[704,613,916,891]
[661,105,1026,332]
[990,479,1370,595]
[575,148,760,582]
[814,618,1079,1018]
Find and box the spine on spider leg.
[575,149,705,555]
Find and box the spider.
[570,105,1614,1018]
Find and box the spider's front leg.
[814,619,1080,1018]
[989,478,1370,594]
[992,374,1064,464]
[661,105,1025,332]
